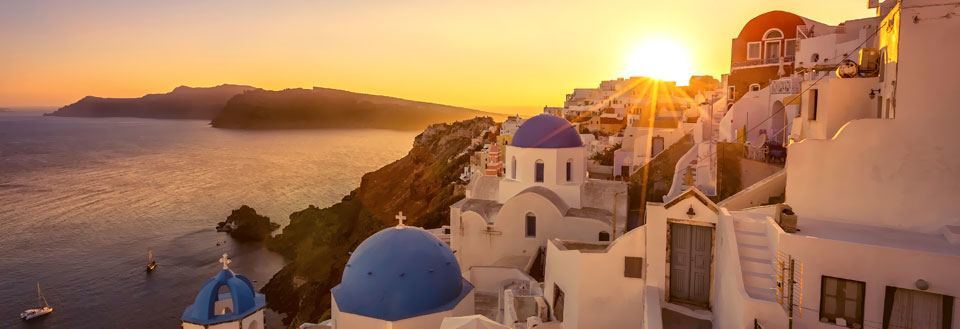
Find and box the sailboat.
[146,248,158,272]
[20,283,53,320]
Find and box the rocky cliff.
[217,205,280,242]
[46,84,256,119]
[261,117,494,325]
[211,87,502,130]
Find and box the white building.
[181,254,266,329]
[522,2,960,329]
[309,2,960,329]
[450,114,628,273]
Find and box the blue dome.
[512,114,583,148]
[332,226,473,321]
[181,269,266,325]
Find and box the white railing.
[769,78,801,95]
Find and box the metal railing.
[731,56,796,69]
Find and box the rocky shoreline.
[258,117,495,325]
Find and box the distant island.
[0,108,11,112]
[211,87,501,130]
[46,84,256,119]
[47,85,503,131]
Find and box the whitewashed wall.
[543,227,647,329]
[786,1,960,232]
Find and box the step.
[745,286,776,302]
[734,229,767,245]
[743,271,776,288]
[739,256,774,274]
[733,219,767,233]
[738,243,771,259]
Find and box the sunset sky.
[0,0,872,114]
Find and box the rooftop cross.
[219,253,232,270]
[396,211,407,229]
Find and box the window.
[553,284,565,322]
[525,213,536,237]
[749,83,761,92]
[624,257,643,278]
[883,287,954,329]
[765,40,781,60]
[785,39,797,57]
[809,89,819,120]
[565,160,573,182]
[820,276,865,328]
[728,86,736,100]
[534,160,545,182]
[878,50,886,82]
[763,29,784,40]
[599,231,611,241]
[747,42,762,60]
[510,157,517,179]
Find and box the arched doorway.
[771,101,785,144]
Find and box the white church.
[181,254,266,329]
[450,114,629,273]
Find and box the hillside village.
[178,1,960,328]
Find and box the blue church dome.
[511,114,583,148]
[181,264,266,325]
[332,226,473,321]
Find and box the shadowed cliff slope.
[261,117,495,325]
[46,84,256,119]
[211,87,502,130]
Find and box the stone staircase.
[733,217,777,301]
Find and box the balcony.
[731,56,795,69]
[769,78,800,95]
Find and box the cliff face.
[46,84,256,119]
[216,205,280,242]
[262,117,494,325]
[211,87,503,131]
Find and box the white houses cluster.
[180,1,960,328]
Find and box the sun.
[621,37,694,84]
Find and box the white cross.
[396,211,407,228]
[219,253,232,270]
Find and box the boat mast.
[37,283,49,307]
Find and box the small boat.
[146,248,158,272]
[20,283,53,320]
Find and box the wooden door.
[670,223,692,301]
[652,137,665,156]
[670,223,713,307]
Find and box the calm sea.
[0,111,416,329]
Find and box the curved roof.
[332,226,473,321]
[516,186,571,214]
[512,115,583,148]
[181,269,266,325]
[735,11,806,40]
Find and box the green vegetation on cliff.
[626,134,694,225]
[261,117,495,325]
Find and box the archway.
[771,101,786,144]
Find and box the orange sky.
[0,0,873,114]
